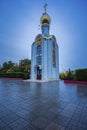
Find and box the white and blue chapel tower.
[31,5,59,80]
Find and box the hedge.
[0,72,25,79]
[75,69,87,81]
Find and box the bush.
[23,73,30,79]
[75,69,87,81]
[0,72,25,79]
[59,73,66,80]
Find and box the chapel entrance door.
[37,66,41,80]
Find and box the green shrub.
[23,73,30,79]
[0,72,25,79]
[0,72,30,79]
[75,69,87,81]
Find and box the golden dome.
[40,13,51,25]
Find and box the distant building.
[31,5,59,80]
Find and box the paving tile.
[43,111,57,121]
[0,120,7,129]
[54,115,70,127]
[32,117,51,129]
[23,112,39,122]
[45,122,65,130]
[65,125,77,130]
[76,122,87,130]
[23,125,41,130]
[0,126,12,130]
[65,119,78,130]
[8,118,30,129]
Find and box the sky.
[0,0,87,72]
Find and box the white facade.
[31,12,59,80]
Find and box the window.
[53,42,56,66]
[37,45,42,55]
[37,56,42,65]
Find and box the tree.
[19,59,31,78]
[8,61,15,68]
[3,62,9,70]
[2,61,15,72]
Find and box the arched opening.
[37,66,41,80]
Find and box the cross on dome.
[44,3,48,13]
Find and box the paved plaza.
[0,79,87,130]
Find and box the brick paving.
[0,79,87,130]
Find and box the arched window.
[53,42,56,66]
[37,45,42,65]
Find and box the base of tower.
[23,79,59,83]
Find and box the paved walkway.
[0,79,87,130]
